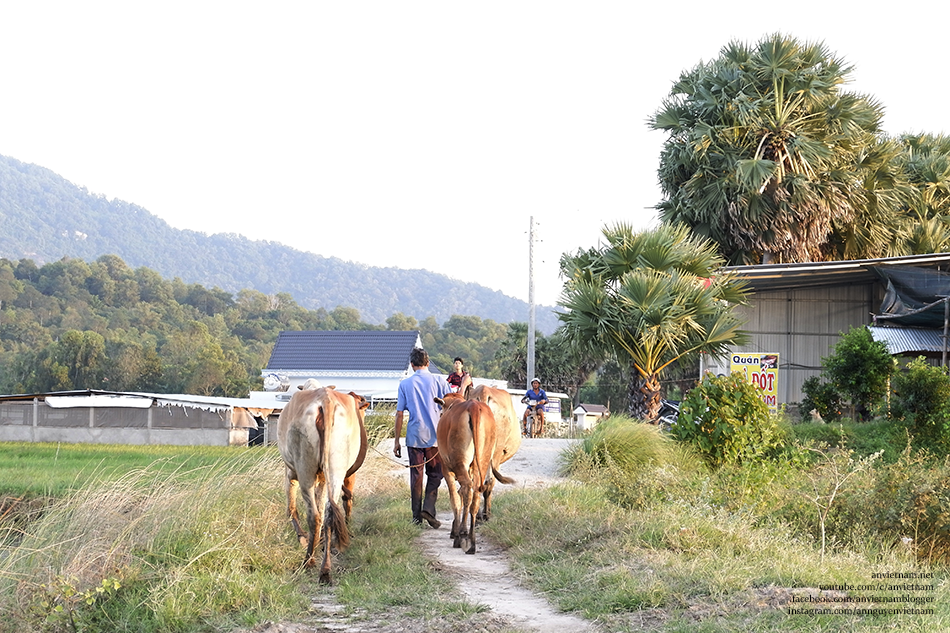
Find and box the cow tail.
[469,405,488,493]
[319,395,351,551]
[492,465,515,485]
[328,498,349,550]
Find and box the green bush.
[824,325,894,420]
[671,372,787,467]
[891,356,950,450]
[799,375,843,422]
[560,415,702,509]
[570,416,674,476]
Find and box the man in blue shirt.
[394,347,450,528]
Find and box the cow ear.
[434,397,445,407]
[463,384,472,399]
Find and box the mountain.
[0,154,560,332]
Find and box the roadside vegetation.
[3,405,949,633]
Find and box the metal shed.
[707,253,950,409]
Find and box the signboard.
[730,353,779,411]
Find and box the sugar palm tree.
[651,33,886,265]
[558,223,749,420]
[827,137,916,260]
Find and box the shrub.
[671,372,787,467]
[890,356,950,450]
[563,416,674,478]
[799,375,843,422]
[823,325,894,420]
[560,415,702,509]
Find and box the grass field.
[0,442,264,498]
[1,431,949,633]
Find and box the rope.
[370,442,440,469]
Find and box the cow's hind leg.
[443,471,464,545]
[299,480,321,569]
[319,498,349,584]
[462,476,477,554]
[284,471,308,547]
[341,473,357,522]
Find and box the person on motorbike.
[521,378,548,437]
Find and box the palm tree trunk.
[642,374,662,421]
[626,374,649,419]
[626,372,662,420]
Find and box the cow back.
[469,385,521,466]
[437,399,496,486]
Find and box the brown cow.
[434,395,513,554]
[467,384,522,522]
[277,386,369,582]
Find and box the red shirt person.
[446,357,472,394]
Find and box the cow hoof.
[465,544,476,555]
[319,572,332,585]
[452,537,462,548]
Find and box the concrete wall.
[0,400,249,446]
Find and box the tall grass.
[0,449,306,632]
[4,425,950,632]
[520,416,950,631]
[0,442,489,632]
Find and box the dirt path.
[248,439,597,633]
[413,439,595,632]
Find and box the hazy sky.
[1,2,946,310]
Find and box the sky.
[1,2,946,311]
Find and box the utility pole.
[527,216,536,390]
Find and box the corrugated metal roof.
[725,253,950,292]
[266,330,421,371]
[868,326,948,355]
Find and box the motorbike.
[656,399,680,431]
[521,399,545,438]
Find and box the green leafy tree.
[386,312,418,331]
[827,137,916,260]
[799,375,843,423]
[672,372,786,467]
[823,326,894,420]
[893,134,950,255]
[650,33,887,264]
[890,357,950,450]
[22,329,106,391]
[559,223,749,419]
[491,323,598,405]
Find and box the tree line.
[0,255,597,403]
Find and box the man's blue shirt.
[525,387,547,404]
[397,368,450,448]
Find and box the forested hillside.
[0,154,559,332]
[0,256,517,396]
